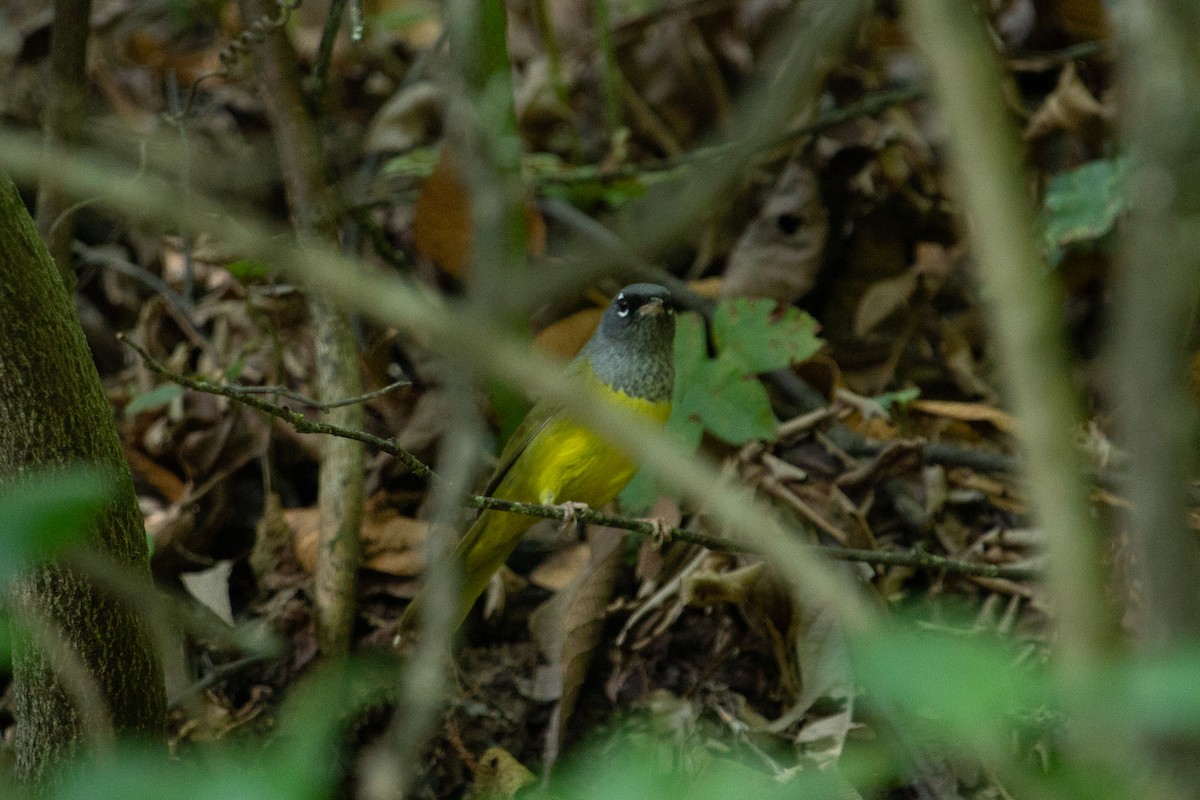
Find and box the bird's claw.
[557,501,591,527]
[644,517,673,549]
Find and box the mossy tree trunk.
[0,173,165,783]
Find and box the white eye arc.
[616,294,630,317]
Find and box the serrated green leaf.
[0,469,110,590]
[1042,157,1127,250]
[124,384,183,417]
[711,297,822,374]
[673,311,774,447]
[677,357,776,445]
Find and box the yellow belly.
[494,391,671,509]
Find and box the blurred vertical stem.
[360,382,481,800]
[902,0,1118,740]
[239,0,365,657]
[1113,2,1200,646]
[534,0,569,108]
[445,0,528,314]
[593,0,621,137]
[1114,1,1200,793]
[35,0,92,290]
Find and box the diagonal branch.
[122,335,1037,583]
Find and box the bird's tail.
[398,508,536,634]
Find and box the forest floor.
[0,1,1120,798]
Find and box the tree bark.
[0,173,165,784]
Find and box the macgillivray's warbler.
[400,283,676,633]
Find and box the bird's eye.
[616,296,630,317]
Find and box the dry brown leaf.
[908,399,1019,436]
[292,507,427,576]
[413,148,473,278]
[723,161,828,302]
[395,387,454,455]
[950,470,1025,514]
[288,507,322,571]
[412,147,546,280]
[1054,0,1111,40]
[853,270,918,338]
[122,440,186,502]
[528,542,592,591]
[532,307,604,360]
[528,527,624,768]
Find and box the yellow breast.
[494,387,671,510]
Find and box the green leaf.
[380,147,439,178]
[1042,157,1127,251]
[548,735,857,800]
[677,358,776,445]
[852,624,1052,757]
[0,611,10,667]
[224,358,247,383]
[52,746,312,800]
[124,384,183,417]
[875,386,920,413]
[1110,645,1200,734]
[224,259,271,282]
[51,657,395,800]
[0,469,110,590]
[711,296,822,375]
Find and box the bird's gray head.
[580,283,676,401]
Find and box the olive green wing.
[482,398,559,497]
[482,355,592,496]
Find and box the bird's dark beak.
[637,297,666,317]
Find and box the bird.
[400,283,676,634]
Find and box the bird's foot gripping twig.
[642,517,674,549]
[556,501,591,528]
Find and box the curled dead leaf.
[1024,63,1110,143]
